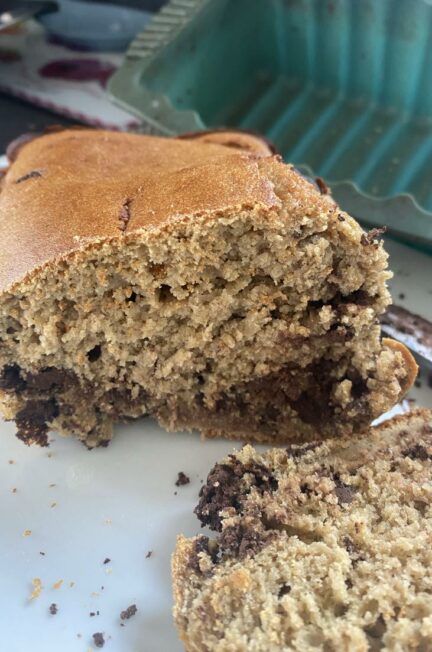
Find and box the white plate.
[1,237,431,652]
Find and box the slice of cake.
[0,128,416,447]
[173,409,432,652]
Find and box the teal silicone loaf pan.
[109,0,432,251]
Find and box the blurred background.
[0,0,167,149]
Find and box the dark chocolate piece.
[219,523,268,560]
[402,444,430,461]
[175,472,190,487]
[25,367,71,392]
[15,398,59,447]
[120,604,137,620]
[0,364,26,392]
[195,459,277,531]
[278,584,291,598]
[333,474,357,505]
[92,632,105,648]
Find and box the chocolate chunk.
[195,461,244,530]
[175,472,190,487]
[25,367,70,392]
[278,584,291,598]
[337,214,345,222]
[345,578,353,589]
[92,632,105,648]
[219,523,267,560]
[15,170,42,184]
[361,227,386,246]
[120,604,137,620]
[195,459,277,531]
[335,485,356,504]
[49,603,58,615]
[402,444,430,461]
[15,398,59,447]
[0,364,26,392]
[334,474,356,504]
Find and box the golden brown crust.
[178,129,276,156]
[0,129,283,293]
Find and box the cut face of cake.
[172,410,432,652]
[0,128,416,447]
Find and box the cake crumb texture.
[0,129,415,447]
[173,410,432,652]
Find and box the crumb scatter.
[120,604,138,621]
[175,471,190,487]
[92,632,105,648]
[29,577,43,600]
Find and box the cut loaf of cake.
[173,409,432,652]
[0,128,416,447]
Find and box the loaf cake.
[0,128,416,447]
[173,409,432,652]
